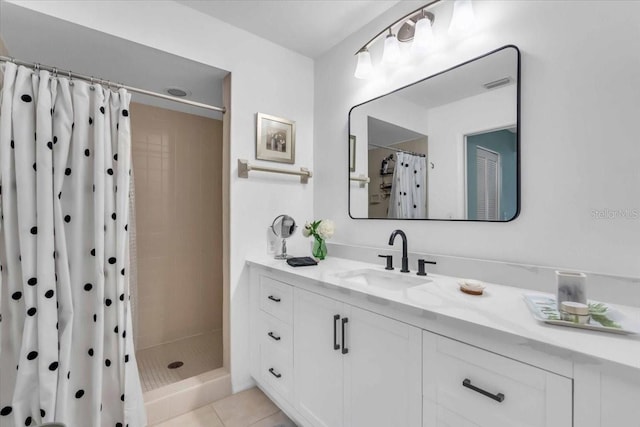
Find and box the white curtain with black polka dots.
[0,63,146,427]
[387,152,427,219]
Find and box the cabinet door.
[575,364,640,427]
[344,306,422,427]
[423,331,572,427]
[600,369,640,427]
[294,288,345,427]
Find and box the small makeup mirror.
[271,214,297,259]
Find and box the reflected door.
[475,147,500,221]
[466,128,516,221]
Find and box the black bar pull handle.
[267,331,281,341]
[267,295,281,303]
[462,378,505,403]
[341,317,349,354]
[333,314,341,350]
[268,368,282,379]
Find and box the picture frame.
[256,112,296,164]
[349,135,356,172]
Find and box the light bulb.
[354,49,373,79]
[411,16,434,56]
[449,0,476,36]
[382,32,401,64]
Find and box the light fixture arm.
[353,0,441,55]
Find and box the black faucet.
[388,229,409,273]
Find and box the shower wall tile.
[131,103,223,350]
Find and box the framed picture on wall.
[256,112,296,164]
[349,135,356,172]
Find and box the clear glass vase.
[312,236,327,260]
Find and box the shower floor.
[136,330,223,392]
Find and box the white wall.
[7,0,315,391]
[315,0,640,278]
[426,84,516,219]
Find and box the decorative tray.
[524,293,640,335]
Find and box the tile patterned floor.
[150,387,296,427]
[137,331,223,392]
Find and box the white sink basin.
[333,268,430,291]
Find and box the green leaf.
[590,313,621,329]
[588,302,608,314]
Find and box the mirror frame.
[271,214,298,238]
[348,44,521,222]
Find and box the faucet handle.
[378,254,394,270]
[417,259,436,276]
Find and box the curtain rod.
[369,143,426,158]
[0,55,226,114]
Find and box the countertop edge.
[246,256,640,374]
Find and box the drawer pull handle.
[268,368,282,379]
[462,378,505,403]
[267,295,281,303]
[333,314,341,351]
[341,317,349,355]
[267,331,281,341]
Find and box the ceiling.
[360,47,517,148]
[0,2,228,119]
[0,0,406,118]
[396,47,518,110]
[368,116,425,148]
[177,0,401,58]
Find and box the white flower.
[316,219,335,240]
[302,222,311,237]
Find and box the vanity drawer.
[423,332,572,427]
[259,311,293,354]
[260,342,293,402]
[259,276,293,324]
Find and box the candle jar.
[556,271,587,311]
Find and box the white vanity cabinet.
[250,270,422,427]
[294,287,422,427]
[422,331,572,427]
[248,261,640,427]
[251,276,295,402]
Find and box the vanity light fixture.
[382,29,401,64]
[411,10,435,55]
[449,0,476,36]
[353,0,477,79]
[354,48,373,79]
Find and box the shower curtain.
[388,152,427,219]
[0,63,146,427]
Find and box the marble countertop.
[247,254,640,371]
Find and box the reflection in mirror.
[272,214,297,238]
[349,45,519,221]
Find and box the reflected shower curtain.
[0,63,146,427]
[388,152,427,219]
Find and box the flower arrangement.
[303,219,335,260]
